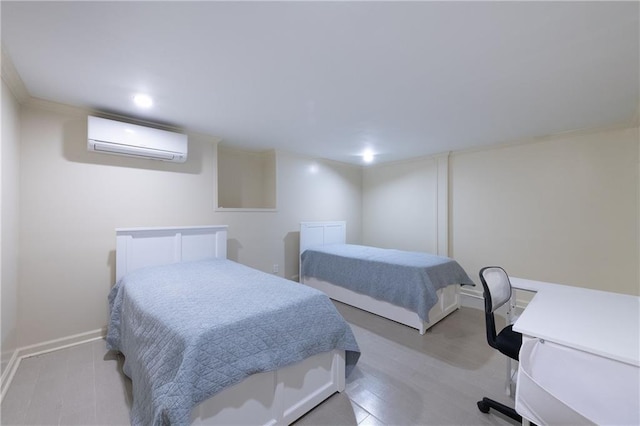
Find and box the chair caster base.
[477,400,490,413]
[477,397,522,423]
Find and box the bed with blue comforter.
[301,244,474,322]
[106,258,360,426]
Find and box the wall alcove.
[216,143,277,211]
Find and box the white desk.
[511,277,639,367]
[510,277,640,425]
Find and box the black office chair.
[477,266,523,423]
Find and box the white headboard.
[115,225,228,281]
[299,221,346,257]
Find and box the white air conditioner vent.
[87,116,187,162]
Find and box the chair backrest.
[479,266,513,350]
[479,266,512,313]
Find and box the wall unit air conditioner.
[87,116,187,162]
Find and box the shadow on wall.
[108,250,116,287]
[227,239,243,262]
[283,231,300,282]
[62,116,203,174]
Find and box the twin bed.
[108,222,472,425]
[107,226,359,425]
[299,221,474,334]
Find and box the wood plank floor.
[1,302,518,425]
[295,302,517,425]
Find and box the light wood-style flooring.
[1,302,517,425]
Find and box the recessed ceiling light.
[362,150,375,163]
[133,94,153,108]
[308,163,319,174]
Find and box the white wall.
[361,127,639,296]
[362,157,438,252]
[18,105,219,347]
[16,103,362,348]
[216,151,362,281]
[451,127,639,295]
[1,80,21,374]
[12,96,638,349]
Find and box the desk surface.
[511,277,640,367]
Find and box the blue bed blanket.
[106,259,360,426]
[301,244,474,321]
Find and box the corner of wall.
[0,349,19,402]
[1,48,30,103]
[1,73,21,394]
[1,328,106,403]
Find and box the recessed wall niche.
[216,143,277,210]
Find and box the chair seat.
[496,324,522,361]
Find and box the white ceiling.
[2,1,638,165]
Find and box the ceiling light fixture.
[133,93,153,108]
[362,150,375,164]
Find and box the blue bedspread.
[301,244,474,321]
[106,259,360,426]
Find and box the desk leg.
[505,358,512,396]
[505,292,518,397]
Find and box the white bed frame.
[299,221,460,335]
[115,226,345,425]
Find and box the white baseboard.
[460,288,485,310]
[0,349,19,401]
[0,327,107,403]
[16,327,107,359]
